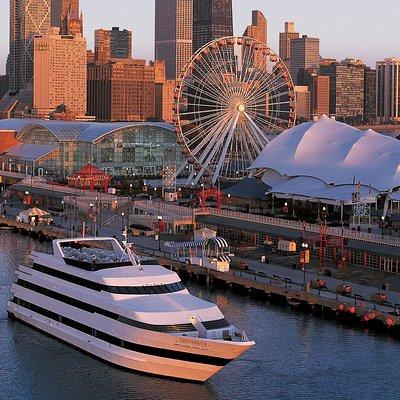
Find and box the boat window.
[152,286,164,294]
[136,286,148,295]
[32,263,184,295]
[144,286,156,295]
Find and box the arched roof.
[77,122,173,142]
[250,115,400,192]
[14,120,173,143]
[0,118,43,131]
[17,120,89,141]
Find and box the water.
[1,231,399,400]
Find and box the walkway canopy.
[165,237,230,261]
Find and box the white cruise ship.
[7,237,254,382]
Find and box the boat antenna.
[121,229,143,271]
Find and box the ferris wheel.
[174,36,296,186]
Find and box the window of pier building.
[89,125,184,177]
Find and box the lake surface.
[0,231,399,400]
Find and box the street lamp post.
[89,203,94,235]
[25,190,29,209]
[128,184,133,232]
[302,242,309,288]
[322,206,327,221]
[157,215,163,251]
[121,212,125,231]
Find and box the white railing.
[207,208,400,248]
[133,200,193,218]
[130,214,192,223]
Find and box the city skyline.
[1,0,399,74]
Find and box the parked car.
[371,292,388,303]
[311,278,327,290]
[336,284,352,296]
[231,260,249,270]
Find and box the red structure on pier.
[68,164,111,192]
[198,188,223,209]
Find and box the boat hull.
[7,302,253,382]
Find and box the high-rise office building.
[377,58,400,124]
[154,60,175,123]
[87,59,165,122]
[364,67,376,124]
[193,0,233,52]
[311,74,330,118]
[155,80,175,123]
[51,0,83,35]
[9,0,52,91]
[60,0,83,35]
[298,68,330,118]
[155,0,193,80]
[290,35,320,85]
[95,27,133,63]
[51,0,62,27]
[244,10,267,44]
[294,86,311,121]
[320,59,365,123]
[243,10,267,67]
[33,27,87,117]
[0,75,9,100]
[279,22,299,69]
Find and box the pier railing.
[207,208,400,248]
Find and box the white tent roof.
[18,207,52,218]
[250,115,400,192]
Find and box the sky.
[0,0,399,74]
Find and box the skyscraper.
[33,27,87,117]
[244,10,267,44]
[9,0,52,91]
[298,67,330,118]
[377,58,400,124]
[290,35,320,85]
[155,0,193,80]
[60,0,83,35]
[279,22,299,68]
[364,67,376,123]
[0,75,9,100]
[320,59,365,123]
[51,0,83,35]
[193,0,233,52]
[294,86,311,121]
[243,10,267,67]
[95,27,132,63]
[87,59,165,122]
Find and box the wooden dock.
[138,248,400,336]
[2,218,399,336]
[0,216,66,241]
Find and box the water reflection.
[1,231,400,400]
